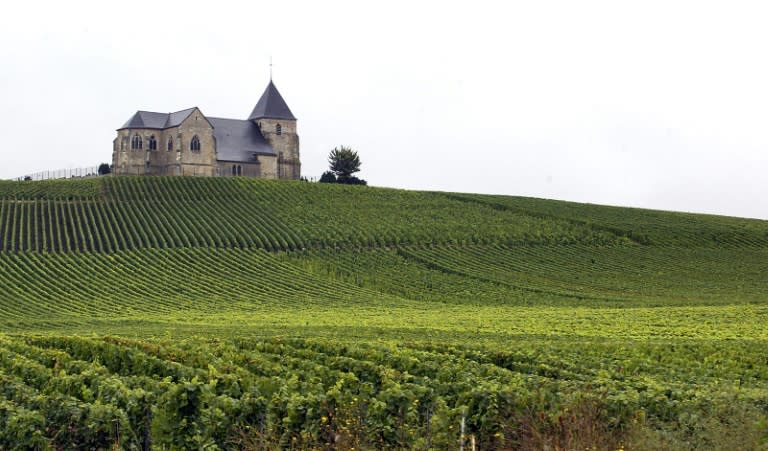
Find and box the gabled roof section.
[119,111,169,130]
[209,117,276,163]
[248,81,297,121]
[118,107,198,131]
[165,107,197,128]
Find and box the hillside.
[1,177,767,449]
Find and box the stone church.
[112,80,300,179]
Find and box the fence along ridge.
[12,166,101,181]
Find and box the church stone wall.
[216,155,277,178]
[113,109,218,177]
[176,110,217,169]
[113,128,156,175]
[257,119,300,180]
[216,160,273,178]
[258,155,279,179]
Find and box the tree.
[336,175,367,185]
[328,146,361,182]
[319,171,337,183]
[98,163,112,176]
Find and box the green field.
[1,177,767,449]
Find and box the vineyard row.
[1,335,766,449]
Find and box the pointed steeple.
[248,81,296,121]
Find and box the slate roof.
[208,117,276,162]
[166,108,197,127]
[248,81,297,121]
[119,111,168,129]
[118,107,197,130]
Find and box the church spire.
[248,80,296,121]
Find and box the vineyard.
[1,176,767,449]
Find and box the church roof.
[247,81,296,121]
[166,108,197,127]
[118,107,197,130]
[119,111,168,129]
[209,117,276,162]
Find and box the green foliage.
[449,192,768,247]
[1,176,765,253]
[328,145,361,180]
[285,246,768,307]
[1,176,768,448]
[0,336,767,449]
[319,170,336,183]
[0,177,632,252]
[152,379,216,449]
[97,163,111,176]
[0,400,47,450]
[337,175,367,185]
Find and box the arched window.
[232,165,237,176]
[167,137,173,151]
[131,134,142,150]
[148,135,157,150]
[237,165,242,176]
[276,123,282,135]
[190,135,201,152]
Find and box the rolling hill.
[1,177,767,449]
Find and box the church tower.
[248,81,301,180]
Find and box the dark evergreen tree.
[328,146,361,182]
[319,171,337,183]
[98,163,112,175]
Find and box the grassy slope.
[0,176,766,335]
[1,177,767,448]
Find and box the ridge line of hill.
[1,177,767,254]
[438,192,648,245]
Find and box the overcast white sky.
[1,0,766,219]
